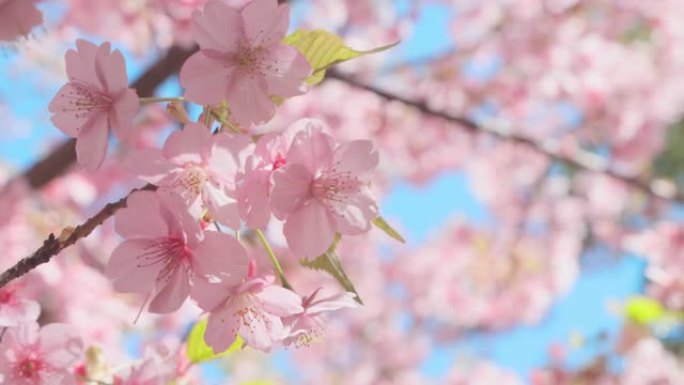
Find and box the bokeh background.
[2,0,684,384]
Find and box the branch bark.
[328,70,684,204]
[0,185,155,289]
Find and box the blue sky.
[0,2,647,384]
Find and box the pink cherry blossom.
[127,122,252,229]
[198,273,302,352]
[0,283,40,328]
[283,288,358,348]
[271,119,379,258]
[49,39,139,171]
[0,0,42,42]
[0,322,83,385]
[106,190,247,314]
[238,121,300,228]
[179,0,311,127]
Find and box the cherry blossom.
[127,122,252,229]
[180,0,311,127]
[49,39,139,171]
[198,272,302,352]
[0,322,83,385]
[0,283,39,328]
[271,119,379,258]
[0,0,42,42]
[106,190,247,313]
[283,288,358,348]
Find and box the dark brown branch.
[328,70,684,204]
[0,185,155,289]
[22,45,198,190]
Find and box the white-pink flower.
[197,273,302,352]
[180,0,311,127]
[0,322,83,385]
[49,39,139,171]
[0,283,40,328]
[106,190,247,314]
[0,0,42,42]
[271,119,379,258]
[283,288,358,348]
[127,122,252,229]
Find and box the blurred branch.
[0,185,155,289]
[328,70,684,204]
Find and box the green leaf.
[186,319,242,363]
[284,29,399,85]
[625,296,665,325]
[300,236,363,304]
[372,216,405,243]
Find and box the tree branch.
[0,185,155,289]
[328,70,684,204]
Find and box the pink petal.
[192,0,242,52]
[255,285,303,316]
[180,51,234,106]
[0,0,42,42]
[226,74,274,126]
[126,149,177,185]
[48,84,88,138]
[239,169,272,229]
[283,200,336,258]
[239,311,283,351]
[242,0,289,47]
[106,239,163,293]
[286,121,335,175]
[308,292,359,314]
[115,190,170,240]
[205,304,239,352]
[148,266,191,313]
[191,231,247,284]
[334,140,379,175]
[96,44,128,93]
[65,39,100,86]
[331,188,377,235]
[75,113,109,171]
[110,88,139,142]
[266,47,311,97]
[271,164,312,219]
[162,122,211,164]
[191,279,232,311]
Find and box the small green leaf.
[284,29,399,85]
[186,319,242,363]
[625,296,665,325]
[300,236,363,304]
[372,216,405,243]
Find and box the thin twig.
[255,229,293,290]
[0,185,155,289]
[328,70,684,204]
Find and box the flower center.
[272,153,287,170]
[0,288,14,304]
[137,238,192,284]
[18,357,42,378]
[174,166,207,198]
[59,82,113,123]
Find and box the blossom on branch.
[180,0,311,127]
[271,119,379,258]
[106,190,247,314]
[49,39,139,171]
[127,122,252,230]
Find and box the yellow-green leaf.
[186,319,242,363]
[372,216,405,243]
[300,236,363,304]
[625,296,665,325]
[284,29,399,85]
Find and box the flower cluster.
[43,0,380,355]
